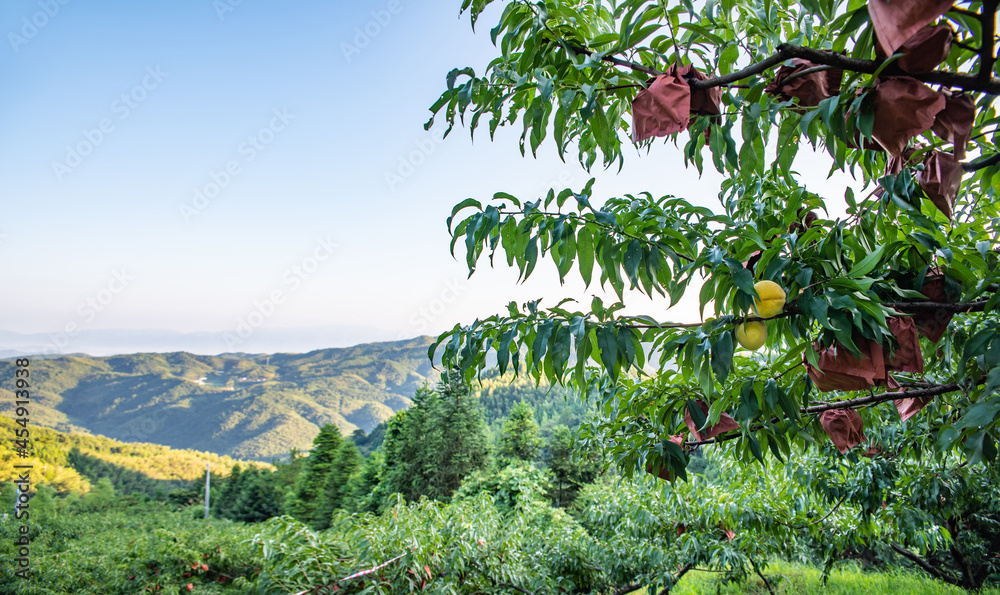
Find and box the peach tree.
[429,0,1000,589]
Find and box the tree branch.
[689,47,797,89]
[803,382,965,415]
[749,556,775,595]
[979,0,999,82]
[687,378,984,448]
[963,152,1000,171]
[945,520,979,591]
[885,300,991,314]
[656,563,693,595]
[891,542,953,583]
[614,584,644,595]
[689,44,1000,94]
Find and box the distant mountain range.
[0,326,406,358]
[0,337,436,461]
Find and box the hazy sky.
[1,1,843,354]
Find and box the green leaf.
[724,257,756,297]
[597,325,618,380]
[711,331,735,385]
[846,244,888,278]
[746,432,764,464]
[577,226,595,287]
[687,399,708,431]
[623,239,642,287]
[955,400,1000,429]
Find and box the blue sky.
[0,0,755,354]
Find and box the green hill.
[0,337,435,460]
[0,415,269,496]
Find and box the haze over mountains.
[0,326,406,358]
[0,337,437,461]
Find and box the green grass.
[636,561,1000,594]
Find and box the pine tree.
[285,424,343,527]
[499,401,542,462]
[545,425,600,508]
[380,372,490,504]
[432,375,490,497]
[230,469,283,523]
[313,441,363,529]
[213,464,243,519]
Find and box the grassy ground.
[635,561,1000,594]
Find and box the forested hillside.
[0,337,435,460]
[0,416,267,498]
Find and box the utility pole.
[204,463,210,519]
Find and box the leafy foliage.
[429,0,1000,589]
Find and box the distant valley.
[0,337,436,461]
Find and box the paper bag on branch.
[820,408,867,454]
[632,64,721,142]
[805,337,899,392]
[684,399,740,441]
[868,0,953,56]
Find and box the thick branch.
[689,44,1000,94]
[980,0,999,82]
[687,379,981,448]
[614,584,644,595]
[964,152,1000,171]
[886,300,991,314]
[656,563,693,595]
[803,382,963,414]
[891,542,954,584]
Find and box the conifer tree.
[545,425,601,508]
[313,441,363,530]
[213,463,243,519]
[286,424,343,527]
[380,372,490,503]
[499,401,543,462]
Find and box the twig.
[566,42,662,77]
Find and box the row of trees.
[208,371,601,532]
